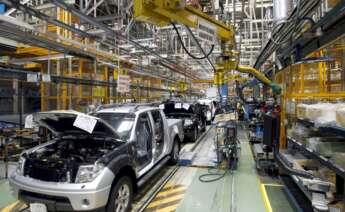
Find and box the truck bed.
[167,118,184,142]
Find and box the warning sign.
[196,19,216,45]
[117,74,131,93]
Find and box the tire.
[192,127,198,142]
[201,122,206,132]
[169,139,180,165]
[106,176,133,212]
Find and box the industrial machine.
[133,0,281,106]
[215,120,239,170]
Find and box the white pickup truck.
[10,105,184,212]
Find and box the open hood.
[33,110,119,138]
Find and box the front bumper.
[9,168,114,211]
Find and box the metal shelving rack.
[287,118,345,209]
[290,118,345,178]
[288,137,345,179]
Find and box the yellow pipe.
[236,65,271,85]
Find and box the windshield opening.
[94,113,135,140]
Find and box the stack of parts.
[330,153,345,170]
[288,125,335,145]
[336,108,345,128]
[306,137,345,157]
[293,159,335,200]
[297,104,308,119]
[297,103,345,126]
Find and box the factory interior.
[1,0,345,211]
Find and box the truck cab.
[9,105,183,212]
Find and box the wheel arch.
[112,165,138,193]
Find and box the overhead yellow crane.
[134,0,281,94]
[193,74,250,84]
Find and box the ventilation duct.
[273,0,292,26]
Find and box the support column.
[40,66,45,111]
[78,60,83,110]
[13,79,18,114]
[68,57,72,109]
[104,66,109,104]
[56,60,61,110]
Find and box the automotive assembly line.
[1,0,345,212]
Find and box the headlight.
[75,162,104,183]
[184,119,193,126]
[16,157,25,175]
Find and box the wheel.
[201,122,206,132]
[192,127,198,142]
[169,139,180,165]
[106,176,133,212]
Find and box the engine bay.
[23,138,121,183]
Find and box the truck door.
[150,110,165,161]
[135,112,153,171]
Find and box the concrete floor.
[144,126,296,212]
[0,126,296,212]
[0,162,17,211]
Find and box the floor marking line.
[156,204,178,212]
[144,199,181,212]
[0,201,20,212]
[160,184,185,192]
[12,202,26,211]
[260,184,273,212]
[147,194,184,208]
[156,187,187,198]
[245,138,273,212]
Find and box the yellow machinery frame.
[134,0,280,93]
[275,41,345,148]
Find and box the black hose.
[171,23,214,60]
[198,165,228,182]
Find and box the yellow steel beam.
[24,63,42,69]
[193,74,250,84]
[134,0,234,41]
[192,79,213,83]
[286,92,345,98]
[16,47,58,55]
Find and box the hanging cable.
[185,25,216,72]
[171,22,214,60]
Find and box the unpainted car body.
[10,106,183,211]
[160,101,206,142]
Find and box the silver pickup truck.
[9,105,184,212]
